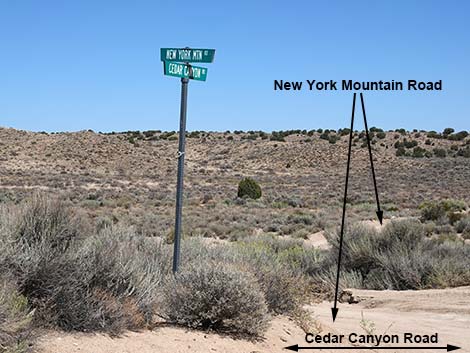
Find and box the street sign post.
[160,47,215,273]
[163,61,208,81]
[160,48,215,63]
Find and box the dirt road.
[36,287,470,353]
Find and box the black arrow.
[359,93,383,225]
[332,93,356,322]
[285,344,460,352]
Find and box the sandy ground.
[36,287,470,353]
[310,286,470,353]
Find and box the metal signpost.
[160,47,215,273]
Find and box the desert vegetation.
[1,193,469,351]
[0,127,470,352]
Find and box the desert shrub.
[319,132,330,140]
[419,199,466,222]
[463,231,470,240]
[177,236,313,320]
[455,217,470,234]
[457,146,470,158]
[0,197,171,333]
[44,229,171,332]
[162,262,269,336]
[404,139,418,149]
[287,212,316,226]
[412,146,426,158]
[433,224,454,235]
[427,242,470,287]
[448,131,469,140]
[328,135,340,144]
[234,237,314,314]
[314,219,470,290]
[325,223,380,278]
[426,131,441,139]
[11,194,84,252]
[394,140,404,148]
[370,242,435,290]
[187,131,200,138]
[396,147,406,157]
[443,128,455,136]
[376,131,386,139]
[433,147,447,157]
[313,268,364,297]
[0,196,85,317]
[0,278,33,353]
[237,178,262,200]
[270,132,285,142]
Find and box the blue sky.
[0,0,468,132]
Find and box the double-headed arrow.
[331,93,383,322]
[285,344,460,351]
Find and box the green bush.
[269,135,285,142]
[447,131,469,141]
[396,147,406,157]
[412,146,426,158]
[376,131,386,139]
[433,148,447,157]
[237,177,262,200]
[457,147,470,158]
[455,217,470,234]
[162,262,269,336]
[443,128,455,136]
[419,199,466,222]
[426,131,441,139]
[328,135,340,144]
[404,139,418,149]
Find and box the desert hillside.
[1,127,469,238]
[1,127,469,353]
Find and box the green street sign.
[163,61,208,81]
[161,48,215,63]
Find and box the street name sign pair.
[161,48,215,81]
[160,47,215,273]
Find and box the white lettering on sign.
[168,63,204,79]
[168,63,183,76]
[183,66,202,79]
[192,50,202,60]
[175,49,204,62]
[165,49,177,60]
[177,49,191,61]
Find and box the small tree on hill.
[238,178,262,200]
